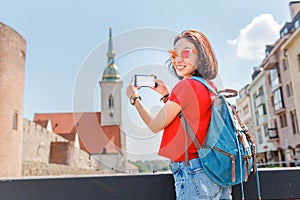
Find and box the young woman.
[126,30,232,200]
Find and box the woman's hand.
[126,80,140,99]
[150,79,169,96]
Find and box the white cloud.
[227,14,282,60]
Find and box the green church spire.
[102,27,120,82]
[107,27,115,65]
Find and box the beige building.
[281,15,300,160]
[261,2,300,164]
[248,69,275,163]
[236,84,256,143]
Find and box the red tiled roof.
[34,113,77,134]
[34,119,49,129]
[34,112,121,154]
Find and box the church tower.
[99,27,122,126]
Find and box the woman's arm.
[133,98,181,133]
[126,79,181,133]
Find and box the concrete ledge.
[0,168,300,200]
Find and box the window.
[273,88,284,111]
[268,73,271,85]
[258,86,264,96]
[290,109,299,134]
[13,112,18,130]
[295,19,299,29]
[282,58,289,71]
[270,95,275,108]
[264,125,269,137]
[257,128,263,144]
[101,147,107,154]
[255,110,259,125]
[298,54,300,71]
[270,65,280,88]
[268,119,279,138]
[286,82,293,97]
[243,104,249,116]
[279,113,287,128]
[108,94,114,108]
[258,104,266,116]
[286,83,290,97]
[280,27,288,37]
[253,94,257,107]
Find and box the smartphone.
[134,74,157,87]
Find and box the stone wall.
[22,118,98,175]
[22,161,106,176]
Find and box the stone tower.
[99,27,122,126]
[0,22,26,177]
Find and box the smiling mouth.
[176,66,185,70]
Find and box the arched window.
[102,147,107,154]
[109,94,114,108]
[12,111,18,130]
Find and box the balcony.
[0,168,300,200]
[258,114,268,125]
[263,53,279,70]
[274,107,286,115]
[268,127,279,141]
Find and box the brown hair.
[173,30,218,80]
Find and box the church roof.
[34,112,120,154]
[102,63,120,81]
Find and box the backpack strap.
[191,76,238,98]
[179,112,202,166]
[230,104,258,174]
[191,76,218,95]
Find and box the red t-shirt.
[158,78,214,162]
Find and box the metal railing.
[258,160,300,167]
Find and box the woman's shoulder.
[173,78,205,88]
[171,78,209,96]
[186,78,217,91]
[183,78,209,91]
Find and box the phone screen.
[134,75,157,87]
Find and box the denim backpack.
[180,76,261,199]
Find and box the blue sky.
[0,0,294,160]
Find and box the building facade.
[248,69,275,163]
[262,2,300,164]
[237,1,300,166]
[281,11,300,160]
[236,84,255,138]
